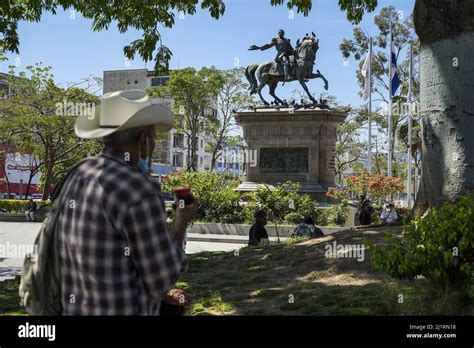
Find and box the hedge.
[0,200,51,213]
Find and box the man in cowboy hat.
[57,89,196,315]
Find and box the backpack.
[291,223,324,238]
[19,159,87,315]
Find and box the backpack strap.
[50,158,91,202]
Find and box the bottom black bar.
[0,316,472,346]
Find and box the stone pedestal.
[234,106,347,202]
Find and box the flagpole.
[407,42,413,208]
[368,37,373,174]
[388,21,393,177]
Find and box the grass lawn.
[0,277,26,315]
[1,226,472,316]
[177,226,473,315]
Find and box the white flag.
[361,52,371,101]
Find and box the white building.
[215,140,245,176]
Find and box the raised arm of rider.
[260,41,275,51]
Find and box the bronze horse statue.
[245,33,328,106]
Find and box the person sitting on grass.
[248,210,269,246]
[291,216,324,238]
[380,203,398,224]
[25,199,37,222]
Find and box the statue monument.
[246,29,328,106]
[235,30,347,202]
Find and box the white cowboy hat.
[75,89,174,139]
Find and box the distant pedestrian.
[380,203,398,224]
[358,195,373,226]
[248,210,269,246]
[291,216,324,238]
[25,199,37,222]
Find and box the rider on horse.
[249,29,295,81]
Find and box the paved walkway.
[0,222,247,281]
[0,221,345,281]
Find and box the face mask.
[137,135,151,175]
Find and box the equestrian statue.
[246,29,329,106]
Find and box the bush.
[162,171,245,223]
[0,199,51,213]
[245,182,299,221]
[284,194,321,225]
[366,195,474,309]
[324,200,350,226]
[245,181,315,227]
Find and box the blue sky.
[1,0,415,108]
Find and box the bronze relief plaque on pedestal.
[260,147,308,173]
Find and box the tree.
[334,109,366,185]
[246,182,302,243]
[208,68,253,171]
[411,0,474,213]
[0,1,321,74]
[327,173,404,204]
[0,63,101,199]
[149,67,224,171]
[339,6,420,174]
[312,0,474,214]
[3,0,472,211]
[1,1,380,73]
[339,0,474,212]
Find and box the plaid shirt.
[58,150,187,315]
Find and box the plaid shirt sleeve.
[123,194,187,300]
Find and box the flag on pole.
[408,44,414,102]
[390,33,400,96]
[361,52,371,101]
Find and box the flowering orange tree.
[327,173,404,203]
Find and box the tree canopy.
[0,0,377,73]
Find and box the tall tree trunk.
[210,147,220,172]
[1,154,11,199]
[413,0,474,213]
[25,169,36,199]
[41,149,55,200]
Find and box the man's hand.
[163,289,193,312]
[171,201,198,242]
[248,45,260,51]
[173,201,198,226]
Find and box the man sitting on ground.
[25,199,37,222]
[380,203,398,224]
[291,216,324,238]
[248,210,269,246]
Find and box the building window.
[200,157,203,167]
[173,154,183,167]
[178,116,184,129]
[201,139,203,149]
[151,76,170,87]
[173,133,184,148]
